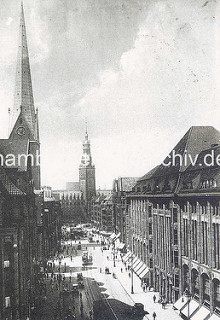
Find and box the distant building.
[66,182,80,191]
[79,130,96,202]
[113,177,138,244]
[55,130,96,224]
[127,126,220,318]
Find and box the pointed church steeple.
[10,1,37,140]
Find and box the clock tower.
[79,130,96,201]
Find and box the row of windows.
[135,178,219,193]
[201,179,217,189]
[183,220,220,269]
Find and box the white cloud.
[29,8,50,63]
[6,17,13,26]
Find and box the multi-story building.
[41,187,61,259]
[90,193,114,232]
[113,177,138,245]
[0,167,37,319]
[0,3,61,319]
[127,126,220,319]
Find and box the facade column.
[209,272,214,313]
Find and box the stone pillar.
[198,267,203,304]
[209,272,214,313]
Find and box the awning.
[173,296,188,312]
[191,305,210,320]
[117,243,125,250]
[130,256,139,267]
[109,233,116,240]
[181,299,199,318]
[139,266,149,279]
[209,314,220,320]
[123,252,132,263]
[114,233,121,241]
[133,260,144,273]
[136,264,147,277]
[110,232,121,242]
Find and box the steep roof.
[133,126,220,196]
[10,1,37,138]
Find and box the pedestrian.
[152,311,156,319]
[121,268,123,273]
[142,284,145,292]
[153,295,156,303]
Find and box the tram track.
[85,265,120,320]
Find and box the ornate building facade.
[127,126,220,319]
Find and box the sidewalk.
[101,247,182,320]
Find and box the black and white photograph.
[0,0,220,319]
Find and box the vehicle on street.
[82,251,93,265]
[105,267,110,274]
[71,284,79,295]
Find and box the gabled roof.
[0,168,25,196]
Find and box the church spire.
[10,1,37,139]
[80,129,93,167]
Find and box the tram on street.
[82,251,93,265]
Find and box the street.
[34,232,182,320]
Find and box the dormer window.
[200,179,217,189]
[164,180,171,191]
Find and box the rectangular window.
[148,206,152,217]
[173,208,178,223]
[174,274,179,287]
[174,250,178,267]
[173,229,178,245]
[149,240,153,253]
[149,223,152,235]
[5,297,10,308]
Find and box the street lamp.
[184,288,191,320]
[129,256,134,294]
[113,242,116,267]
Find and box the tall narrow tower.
[9,1,41,189]
[79,130,96,201]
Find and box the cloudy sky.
[0,0,220,189]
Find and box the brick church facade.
[0,3,61,319]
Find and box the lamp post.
[185,288,191,320]
[131,266,134,294]
[129,256,134,294]
[113,242,116,267]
